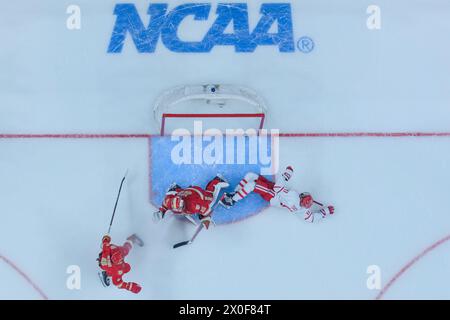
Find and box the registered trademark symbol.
[297,36,314,53]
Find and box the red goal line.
[160,113,266,136]
[162,113,266,118]
[278,132,450,137]
[1,132,450,139]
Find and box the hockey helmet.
[299,192,313,209]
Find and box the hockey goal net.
[153,84,267,135]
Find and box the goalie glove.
[153,210,165,222]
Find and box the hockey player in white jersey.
[219,166,334,223]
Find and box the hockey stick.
[173,223,204,249]
[313,200,324,206]
[107,170,128,234]
[183,214,199,226]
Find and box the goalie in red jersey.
[153,175,229,229]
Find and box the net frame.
[153,84,267,135]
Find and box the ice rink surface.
[1,0,450,299]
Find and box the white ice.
[1,0,450,299]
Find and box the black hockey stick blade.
[173,222,204,249]
[173,240,191,249]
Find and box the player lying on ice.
[219,166,334,223]
[97,233,144,294]
[153,175,229,229]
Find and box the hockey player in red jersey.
[98,234,144,294]
[220,166,334,223]
[153,175,229,229]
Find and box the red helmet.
[171,195,185,212]
[300,192,313,208]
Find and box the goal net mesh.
[153,84,267,135]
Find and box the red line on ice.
[376,234,450,300]
[0,134,152,139]
[0,254,48,300]
[278,132,450,137]
[1,132,450,139]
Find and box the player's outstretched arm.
[304,204,335,223]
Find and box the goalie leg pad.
[205,175,230,192]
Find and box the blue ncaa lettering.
[107,3,295,53]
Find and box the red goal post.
[153,84,267,136]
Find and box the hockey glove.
[319,206,334,217]
[282,166,294,181]
[153,210,165,222]
[102,234,111,244]
[328,206,335,215]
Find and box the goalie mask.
[299,192,313,209]
[171,195,185,212]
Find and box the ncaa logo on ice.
[107,3,313,53]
